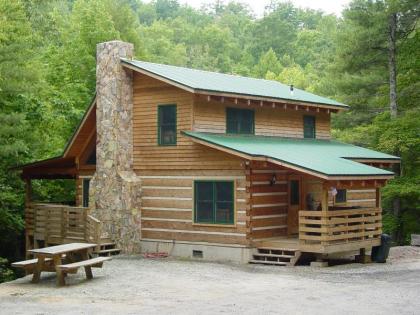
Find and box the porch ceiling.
[182,131,399,180]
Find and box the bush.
[0,257,15,283]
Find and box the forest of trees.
[0,0,418,280]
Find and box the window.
[335,189,347,203]
[226,107,254,134]
[82,179,90,207]
[303,115,316,138]
[290,180,300,205]
[194,181,234,225]
[158,104,177,145]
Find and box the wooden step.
[99,242,116,248]
[257,247,299,252]
[249,259,288,266]
[250,247,302,266]
[253,253,294,259]
[94,248,121,256]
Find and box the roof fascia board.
[121,62,195,93]
[348,158,400,163]
[195,90,348,111]
[63,95,97,157]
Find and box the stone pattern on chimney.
[90,41,141,253]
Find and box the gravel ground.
[1,246,420,315]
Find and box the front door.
[288,176,302,236]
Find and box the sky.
[163,0,352,17]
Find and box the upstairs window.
[158,104,177,145]
[194,181,234,225]
[335,189,347,203]
[303,115,316,138]
[226,107,254,134]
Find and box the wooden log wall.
[247,163,289,239]
[193,96,331,139]
[132,73,244,171]
[305,179,377,208]
[138,169,250,246]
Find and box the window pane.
[303,116,315,138]
[196,201,214,222]
[215,182,234,224]
[158,105,177,145]
[196,182,213,201]
[195,182,214,223]
[160,125,176,145]
[161,105,176,124]
[336,189,347,203]
[215,202,233,224]
[290,180,300,205]
[226,107,254,134]
[82,179,90,208]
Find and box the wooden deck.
[252,207,382,254]
[25,203,110,257]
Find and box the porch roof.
[182,131,399,180]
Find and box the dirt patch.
[1,246,419,314]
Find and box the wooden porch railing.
[25,203,102,248]
[299,208,382,246]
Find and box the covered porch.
[183,131,399,262]
[14,155,118,257]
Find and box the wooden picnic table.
[28,243,98,286]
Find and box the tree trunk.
[388,12,398,118]
[388,12,401,243]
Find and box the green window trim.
[303,115,316,139]
[158,104,177,146]
[335,189,347,203]
[194,180,235,225]
[226,107,255,135]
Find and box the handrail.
[25,202,102,247]
[299,207,382,246]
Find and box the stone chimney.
[90,40,141,253]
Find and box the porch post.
[24,179,32,207]
[321,183,329,212]
[376,188,381,208]
[24,179,32,258]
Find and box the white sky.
[158,0,352,17]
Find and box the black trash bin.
[372,234,392,263]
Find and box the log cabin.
[16,41,400,265]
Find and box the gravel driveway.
[1,246,419,315]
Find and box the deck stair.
[94,240,121,257]
[249,247,301,266]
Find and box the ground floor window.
[194,181,234,224]
[335,189,347,203]
[82,179,90,207]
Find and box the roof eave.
[121,59,349,111]
[182,131,395,181]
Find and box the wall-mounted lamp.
[270,174,277,186]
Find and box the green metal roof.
[183,132,398,178]
[121,59,348,109]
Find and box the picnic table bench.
[12,243,111,286]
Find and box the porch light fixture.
[270,174,277,186]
